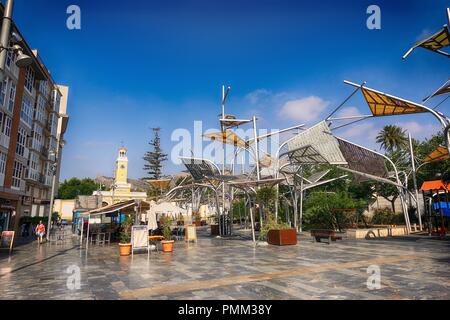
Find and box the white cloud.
[278,96,330,122]
[396,121,440,139]
[336,106,365,118]
[339,122,379,141]
[245,89,272,105]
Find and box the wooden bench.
[310,229,343,244]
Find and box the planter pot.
[118,243,132,256]
[211,224,219,236]
[161,240,174,253]
[267,229,297,246]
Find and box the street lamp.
[0,0,33,80]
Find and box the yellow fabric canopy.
[361,87,427,116]
[424,146,450,163]
[204,131,247,148]
[148,179,172,189]
[417,27,450,52]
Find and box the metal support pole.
[409,133,422,231]
[0,0,14,79]
[86,213,90,250]
[47,131,61,240]
[252,116,261,229]
[299,166,304,233]
[221,85,226,236]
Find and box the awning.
[424,146,450,163]
[361,87,428,116]
[204,131,247,148]
[420,180,449,191]
[403,26,450,59]
[84,199,150,216]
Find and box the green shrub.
[259,215,291,240]
[303,192,367,231]
[370,208,404,225]
[119,215,134,244]
[160,216,173,241]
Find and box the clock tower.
[115,147,131,193]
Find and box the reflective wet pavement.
[0,228,449,300]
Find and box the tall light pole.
[409,133,422,231]
[47,139,61,239]
[0,0,14,76]
[220,85,231,236]
[0,0,32,80]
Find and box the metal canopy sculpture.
[424,78,450,101]
[337,138,388,180]
[403,25,450,59]
[204,131,248,148]
[180,157,222,182]
[343,80,450,154]
[303,169,331,184]
[424,146,450,163]
[360,86,428,116]
[286,121,347,165]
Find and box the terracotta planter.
[210,224,219,236]
[118,243,132,256]
[161,240,174,253]
[267,229,297,246]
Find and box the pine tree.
[143,128,168,180]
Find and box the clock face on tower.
[120,165,125,169]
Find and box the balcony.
[45,175,52,187]
[25,169,45,184]
[11,179,26,192]
[0,133,10,149]
[41,146,49,158]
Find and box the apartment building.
[0,6,69,233]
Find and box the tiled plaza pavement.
[0,228,449,300]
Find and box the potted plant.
[160,216,174,253]
[260,216,297,246]
[118,215,133,256]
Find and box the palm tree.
[376,125,408,153]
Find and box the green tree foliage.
[376,125,408,153]
[57,178,98,199]
[304,192,367,230]
[143,128,168,180]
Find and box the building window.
[20,95,33,127]
[24,67,35,93]
[52,90,61,113]
[12,161,24,189]
[39,81,49,97]
[5,51,13,69]
[16,127,27,157]
[2,115,11,137]
[8,82,15,113]
[0,151,6,175]
[36,96,46,124]
[0,78,7,107]
[32,125,43,151]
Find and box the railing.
[41,146,49,158]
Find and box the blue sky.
[9,0,450,180]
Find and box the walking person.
[35,221,46,244]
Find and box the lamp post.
[47,146,61,240]
[220,85,231,236]
[0,0,32,80]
